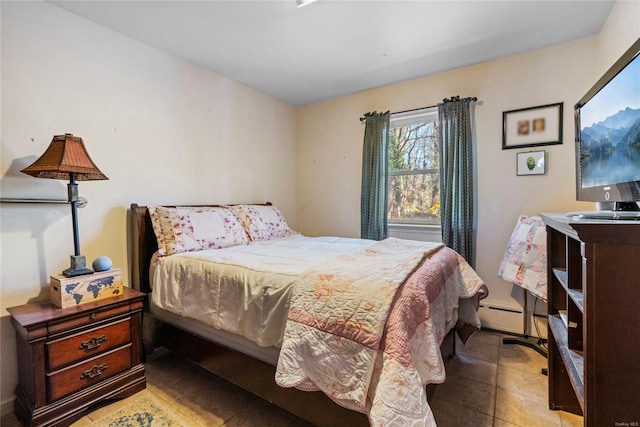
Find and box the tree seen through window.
[388,115,440,225]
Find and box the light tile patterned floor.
[1,330,584,426]
[429,330,583,427]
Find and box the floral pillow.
[148,206,248,256]
[228,204,296,242]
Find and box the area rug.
[91,392,190,427]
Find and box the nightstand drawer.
[46,344,132,402]
[46,318,131,371]
[48,304,132,336]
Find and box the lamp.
[21,134,108,277]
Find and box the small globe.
[92,256,112,272]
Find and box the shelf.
[0,197,88,208]
[567,289,583,313]
[553,268,583,312]
[548,315,584,411]
[558,310,568,328]
[553,268,567,287]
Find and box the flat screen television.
[571,37,640,220]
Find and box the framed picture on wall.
[517,150,546,176]
[503,102,563,149]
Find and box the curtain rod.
[360,96,478,122]
[392,104,438,116]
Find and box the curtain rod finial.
[359,110,390,122]
[442,96,478,104]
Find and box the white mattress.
[150,234,375,348]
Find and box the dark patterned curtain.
[438,96,477,266]
[360,111,390,240]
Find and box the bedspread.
[150,235,375,347]
[275,238,486,427]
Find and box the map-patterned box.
[50,268,123,308]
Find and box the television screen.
[574,38,640,214]
[579,54,640,188]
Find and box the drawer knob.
[79,335,108,350]
[90,313,96,320]
[81,363,108,379]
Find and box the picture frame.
[502,102,563,149]
[517,150,546,176]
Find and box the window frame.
[387,107,441,228]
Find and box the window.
[388,107,440,226]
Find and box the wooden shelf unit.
[541,213,640,426]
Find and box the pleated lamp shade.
[21,134,108,181]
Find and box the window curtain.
[360,111,390,240]
[438,96,477,266]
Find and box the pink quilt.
[275,238,486,426]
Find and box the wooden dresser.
[8,287,146,427]
[540,213,640,426]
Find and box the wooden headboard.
[129,202,272,294]
[130,203,156,294]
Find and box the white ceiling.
[49,0,615,107]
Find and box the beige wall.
[595,0,640,76]
[296,38,594,328]
[0,1,296,412]
[1,0,638,416]
[296,1,639,327]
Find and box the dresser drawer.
[46,318,131,371]
[46,345,132,402]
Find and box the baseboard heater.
[477,302,547,338]
[479,296,548,363]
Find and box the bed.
[130,203,487,426]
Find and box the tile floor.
[1,330,583,427]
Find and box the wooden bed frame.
[129,203,456,426]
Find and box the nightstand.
[8,287,146,427]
